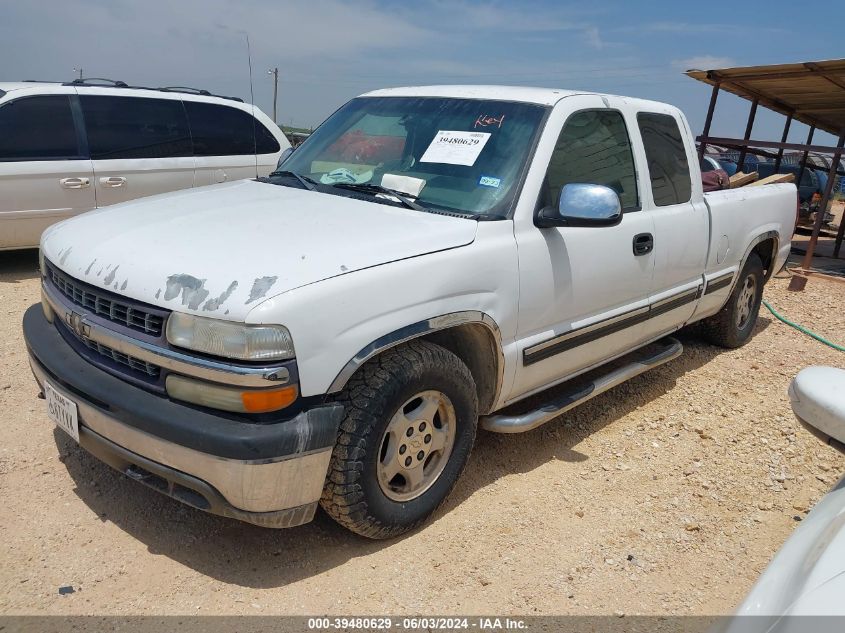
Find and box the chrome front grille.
[81,338,161,378]
[48,265,165,337]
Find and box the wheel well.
[422,323,501,415]
[752,238,776,281]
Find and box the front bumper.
[23,304,343,529]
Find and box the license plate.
[44,380,79,442]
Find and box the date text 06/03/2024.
[306,617,528,630]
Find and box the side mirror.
[536,183,622,228]
[790,366,845,454]
[276,147,294,169]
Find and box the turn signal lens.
[241,385,298,413]
[41,286,54,323]
[166,375,298,413]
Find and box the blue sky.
[2,0,841,144]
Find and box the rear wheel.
[320,340,478,539]
[700,252,764,348]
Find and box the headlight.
[166,313,295,361]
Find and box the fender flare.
[738,230,780,284]
[712,230,779,310]
[327,310,505,403]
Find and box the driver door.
[509,101,656,402]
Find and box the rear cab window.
[637,112,692,207]
[0,95,82,161]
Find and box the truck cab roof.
[362,85,682,114]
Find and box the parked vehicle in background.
[752,162,830,222]
[700,156,730,191]
[24,85,796,538]
[0,79,290,250]
[731,366,845,627]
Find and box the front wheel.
[700,252,764,348]
[320,340,478,539]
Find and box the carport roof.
[686,59,845,137]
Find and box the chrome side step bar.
[480,337,683,434]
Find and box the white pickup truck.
[24,86,796,538]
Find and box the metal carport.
[686,59,845,266]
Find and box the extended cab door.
[633,111,708,336]
[0,91,96,249]
[509,99,656,402]
[79,92,195,207]
[184,100,283,185]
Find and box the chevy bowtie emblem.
[66,311,91,340]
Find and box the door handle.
[59,177,90,189]
[99,176,127,188]
[633,233,654,256]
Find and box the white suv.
[0,79,290,250]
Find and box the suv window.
[80,95,192,159]
[184,101,280,156]
[0,96,81,161]
[637,113,692,207]
[542,110,639,211]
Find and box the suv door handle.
[633,232,654,256]
[99,176,126,188]
[60,177,90,189]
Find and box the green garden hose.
[763,299,845,352]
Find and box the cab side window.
[637,113,692,206]
[0,96,81,161]
[542,110,639,211]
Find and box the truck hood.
[42,180,478,320]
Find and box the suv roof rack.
[64,78,130,87]
[157,86,243,102]
[159,86,212,96]
[60,78,244,102]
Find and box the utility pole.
[73,67,83,80]
[267,67,279,124]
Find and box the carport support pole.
[736,98,758,172]
[699,81,720,160]
[802,132,844,268]
[835,143,845,257]
[773,113,793,172]
[796,126,815,190]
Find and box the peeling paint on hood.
[164,274,210,310]
[41,179,478,321]
[246,276,278,304]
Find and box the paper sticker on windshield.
[479,175,501,188]
[420,131,491,166]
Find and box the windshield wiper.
[329,183,428,212]
[268,170,318,191]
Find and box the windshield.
[278,96,548,217]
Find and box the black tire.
[320,340,478,539]
[700,252,764,348]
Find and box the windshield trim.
[287,95,553,221]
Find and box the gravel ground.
[1,248,844,616]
